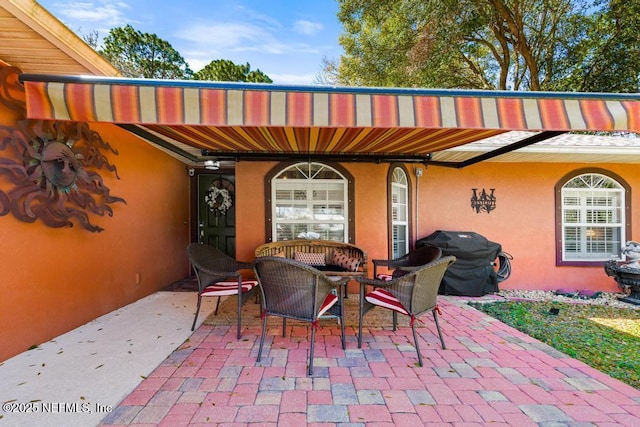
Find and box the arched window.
[389,166,411,258]
[556,169,630,265]
[267,162,353,242]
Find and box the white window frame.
[560,173,625,262]
[271,162,349,242]
[391,167,409,259]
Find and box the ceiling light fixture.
[204,160,220,170]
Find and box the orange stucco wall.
[419,162,635,293]
[235,160,633,296]
[0,112,191,360]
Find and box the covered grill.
[417,230,502,296]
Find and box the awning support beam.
[200,150,433,164]
[427,131,567,168]
[119,124,199,162]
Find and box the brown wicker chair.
[373,245,442,279]
[356,255,456,366]
[253,256,348,376]
[186,243,258,339]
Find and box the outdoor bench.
[254,239,368,279]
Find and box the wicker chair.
[186,243,258,339]
[373,245,442,279]
[253,256,348,376]
[356,255,456,366]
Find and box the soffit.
[433,131,640,164]
[0,0,119,76]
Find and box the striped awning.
[20,74,640,163]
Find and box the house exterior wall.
[2,119,633,362]
[420,162,635,293]
[235,161,389,292]
[235,160,634,295]
[0,106,191,361]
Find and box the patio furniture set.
[186,240,456,375]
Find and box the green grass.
[468,300,640,389]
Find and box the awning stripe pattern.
[19,76,639,159]
[23,80,639,132]
[144,124,506,155]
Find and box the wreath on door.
[204,179,234,215]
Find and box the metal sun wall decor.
[0,64,125,232]
[471,188,496,214]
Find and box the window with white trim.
[391,167,409,259]
[272,163,349,242]
[560,173,625,262]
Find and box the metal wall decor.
[0,64,125,232]
[470,188,496,214]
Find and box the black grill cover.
[417,230,502,296]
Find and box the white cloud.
[177,22,279,52]
[50,1,130,26]
[176,20,320,64]
[293,20,323,35]
[269,72,318,86]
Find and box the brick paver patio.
[100,297,640,426]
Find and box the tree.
[82,30,100,50]
[313,56,341,85]
[551,0,640,92]
[89,25,273,84]
[334,0,640,92]
[99,25,192,79]
[192,59,272,83]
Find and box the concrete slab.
[0,291,213,427]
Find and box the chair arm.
[234,260,255,271]
[395,265,422,273]
[199,269,242,281]
[355,276,407,293]
[372,255,411,277]
[326,276,350,287]
[372,259,388,278]
[355,274,413,292]
[372,259,392,268]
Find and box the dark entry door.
[197,174,237,257]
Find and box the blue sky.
[37,0,344,85]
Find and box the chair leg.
[411,324,424,367]
[191,294,203,331]
[433,309,446,350]
[257,315,267,363]
[339,291,345,350]
[282,318,287,337]
[358,283,365,348]
[236,293,242,340]
[392,311,398,331]
[214,296,222,315]
[308,324,316,376]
